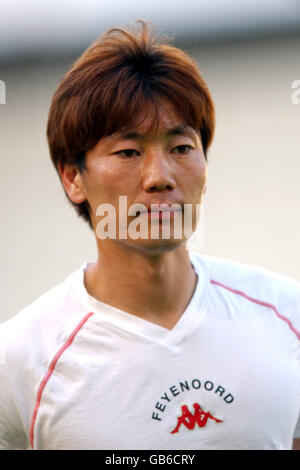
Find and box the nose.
[141,149,177,193]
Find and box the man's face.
[72,100,207,253]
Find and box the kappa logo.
[170,403,223,434]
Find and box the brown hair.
[47,19,215,228]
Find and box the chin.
[118,236,187,255]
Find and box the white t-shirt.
[0,252,299,450]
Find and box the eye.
[172,145,193,154]
[115,149,139,158]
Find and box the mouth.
[136,205,183,222]
[137,202,183,215]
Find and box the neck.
[84,239,197,329]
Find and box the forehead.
[90,99,201,153]
[121,102,181,133]
[111,123,196,141]
[108,101,198,143]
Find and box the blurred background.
[0,0,299,323]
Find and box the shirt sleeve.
[0,327,29,450]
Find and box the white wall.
[0,34,299,323]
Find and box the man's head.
[47,19,215,251]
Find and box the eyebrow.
[112,124,196,141]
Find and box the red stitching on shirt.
[210,279,300,340]
[29,311,94,449]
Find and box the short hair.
[46,19,215,228]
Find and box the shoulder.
[190,251,300,335]
[0,266,90,369]
[0,265,92,447]
[190,251,300,300]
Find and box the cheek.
[82,159,136,207]
[85,159,111,189]
[181,158,207,199]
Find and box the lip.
[138,202,183,214]
[136,205,183,222]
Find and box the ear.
[58,161,87,204]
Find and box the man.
[0,20,299,450]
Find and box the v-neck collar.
[70,251,210,347]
